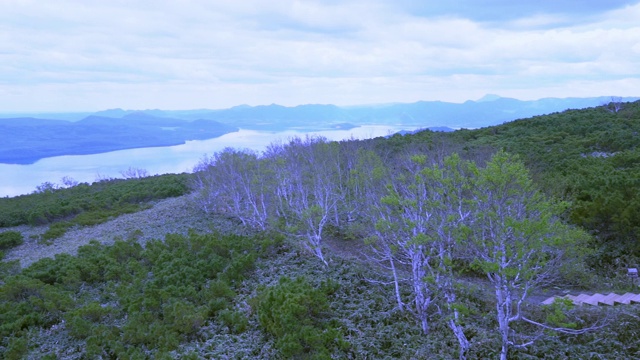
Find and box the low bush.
[39,204,149,242]
[217,309,249,334]
[0,231,23,250]
[0,276,74,341]
[256,276,347,359]
[0,231,274,358]
[0,173,190,228]
[40,222,74,243]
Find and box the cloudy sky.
[1,0,639,112]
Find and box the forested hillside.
[385,100,640,268]
[1,100,640,359]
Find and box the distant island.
[0,113,239,165]
[0,95,636,164]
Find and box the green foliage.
[420,102,640,268]
[74,203,144,226]
[40,221,74,243]
[256,276,347,359]
[0,173,190,228]
[0,258,20,283]
[365,101,640,270]
[217,309,249,334]
[543,298,577,329]
[0,276,74,341]
[0,231,23,250]
[65,302,117,339]
[3,101,640,358]
[564,151,640,267]
[0,226,635,359]
[4,336,28,360]
[0,231,274,358]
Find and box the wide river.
[0,125,413,197]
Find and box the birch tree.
[271,136,342,266]
[374,154,435,334]
[379,153,474,356]
[192,148,272,230]
[467,150,587,360]
[358,149,406,311]
[337,138,376,224]
[420,154,476,359]
[192,154,221,215]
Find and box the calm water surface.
[0,125,409,197]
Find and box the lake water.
[0,125,411,197]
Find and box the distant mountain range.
[75,95,640,130]
[0,113,238,165]
[0,95,636,164]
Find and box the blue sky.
[1,0,639,112]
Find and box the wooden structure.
[542,293,640,306]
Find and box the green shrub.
[4,336,29,360]
[256,276,347,358]
[217,309,249,334]
[162,300,205,336]
[0,276,74,340]
[123,311,178,350]
[0,230,289,357]
[21,254,82,288]
[0,259,20,282]
[41,222,74,243]
[0,231,23,250]
[74,204,144,227]
[0,173,190,228]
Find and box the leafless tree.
[606,96,624,113]
[192,148,272,230]
[269,136,342,266]
[120,167,149,179]
[60,176,79,188]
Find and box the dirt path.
[2,193,230,268]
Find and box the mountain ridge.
[0,95,636,164]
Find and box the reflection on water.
[0,125,408,197]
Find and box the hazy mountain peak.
[477,94,503,102]
[93,108,130,118]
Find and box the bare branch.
[521,316,607,335]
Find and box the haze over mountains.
[0,95,635,165]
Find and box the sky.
[1,0,639,112]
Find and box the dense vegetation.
[3,229,638,359]
[2,100,640,359]
[386,101,640,269]
[0,232,23,261]
[0,232,281,359]
[192,136,600,359]
[0,173,190,241]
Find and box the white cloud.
[0,0,638,111]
